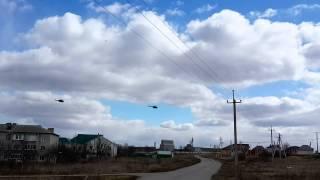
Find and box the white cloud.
[160,120,194,131]
[0,0,32,14]
[195,4,216,14]
[3,8,320,147]
[186,10,305,87]
[166,8,185,16]
[288,4,320,16]
[249,8,277,19]
[251,4,320,19]
[87,2,135,17]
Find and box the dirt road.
[137,156,221,180]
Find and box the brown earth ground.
[0,154,200,175]
[0,175,137,180]
[204,153,320,180]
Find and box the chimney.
[48,128,54,133]
[6,123,12,130]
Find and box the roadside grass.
[210,154,320,180]
[0,154,199,175]
[0,175,137,180]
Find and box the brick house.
[0,123,59,162]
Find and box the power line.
[127,0,224,85]
[138,0,239,102]
[133,0,234,90]
[93,0,203,82]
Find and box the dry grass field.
[0,154,199,176]
[212,155,320,180]
[0,175,137,180]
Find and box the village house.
[249,145,266,157]
[221,144,250,158]
[127,146,156,157]
[297,145,314,155]
[160,139,175,152]
[58,137,71,148]
[184,143,194,152]
[266,145,281,154]
[286,145,314,156]
[286,146,299,156]
[70,134,117,159]
[0,123,59,163]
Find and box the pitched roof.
[0,123,58,136]
[287,146,299,150]
[59,137,71,144]
[70,134,102,144]
[299,145,313,151]
[223,144,250,150]
[252,146,265,151]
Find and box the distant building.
[286,146,299,156]
[117,146,157,157]
[266,145,281,154]
[160,140,175,152]
[194,147,219,153]
[129,146,156,154]
[297,145,314,155]
[249,146,265,157]
[157,150,174,158]
[59,137,71,147]
[70,134,117,159]
[0,123,59,162]
[222,144,250,157]
[184,143,194,152]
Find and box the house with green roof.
[70,134,117,159]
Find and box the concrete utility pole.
[315,132,319,153]
[278,133,282,159]
[270,126,274,146]
[219,136,223,149]
[227,90,242,180]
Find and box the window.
[13,144,20,150]
[39,156,45,161]
[24,144,36,150]
[40,146,45,150]
[14,134,23,140]
[40,137,46,143]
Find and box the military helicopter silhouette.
[55,99,64,103]
[148,105,158,109]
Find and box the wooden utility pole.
[227,90,242,180]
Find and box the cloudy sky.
[1,0,320,149]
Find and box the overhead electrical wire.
[93,0,207,83]
[135,0,234,94]
[126,0,221,84]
